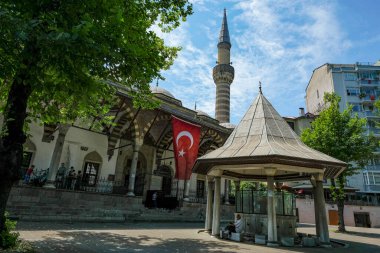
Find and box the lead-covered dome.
[151,86,175,98]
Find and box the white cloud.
[228,0,351,119]
[156,0,351,123]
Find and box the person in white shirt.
[225,214,243,235]
[234,214,243,233]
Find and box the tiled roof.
[193,92,346,178]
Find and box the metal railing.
[55,177,128,194]
[358,79,380,86]
[235,190,296,216]
[366,165,380,171]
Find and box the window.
[364,172,380,185]
[286,121,295,130]
[374,157,380,165]
[82,162,100,186]
[374,173,380,184]
[317,90,319,99]
[368,120,377,128]
[196,180,205,198]
[359,72,375,80]
[345,73,357,81]
[346,88,360,96]
[349,103,362,112]
[22,151,33,171]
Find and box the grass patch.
[2,240,36,253]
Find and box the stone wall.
[6,186,237,223]
[296,198,380,228]
[6,186,143,222]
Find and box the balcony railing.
[366,165,380,171]
[360,96,377,104]
[358,79,380,86]
[367,127,380,135]
[359,111,379,117]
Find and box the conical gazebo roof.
[193,92,346,180]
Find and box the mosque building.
[5,9,237,206]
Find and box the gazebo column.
[314,173,330,245]
[310,178,320,238]
[205,176,214,231]
[183,180,191,201]
[212,176,221,236]
[224,179,230,204]
[266,168,278,246]
[127,142,142,196]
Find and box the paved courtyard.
[15,222,380,253]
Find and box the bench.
[230,232,242,242]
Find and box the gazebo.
[193,89,346,246]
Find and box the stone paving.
[15,222,380,253]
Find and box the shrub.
[0,212,20,249]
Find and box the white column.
[205,177,213,230]
[183,179,191,201]
[47,124,70,181]
[314,173,330,245]
[266,168,278,246]
[310,178,320,238]
[224,179,230,204]
[211,176,221,236]
[127,143,141,196]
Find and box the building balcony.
[366,165,380,171]
[360,95,377,104]
[358,79,380,86]
[359,111,379,118]
[366,127,380,135]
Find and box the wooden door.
[328,210,339,225]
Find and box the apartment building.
[306,62,380,192]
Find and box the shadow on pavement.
[338,230,380,239]
[16,221,204,231]
[27,230,380,253]
[29,230,253,253]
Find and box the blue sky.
[154,0,380,124]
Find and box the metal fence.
[235,190,296,216]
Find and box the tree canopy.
[0,0,192,125]
[301,93,376,174]
[301,92,377,232]
[0,0,192,238]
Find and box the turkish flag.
[172,116,201,180]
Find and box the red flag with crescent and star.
[171,116,201,180]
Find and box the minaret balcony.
[213,64,235,83]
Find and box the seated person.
[225,214,243,235]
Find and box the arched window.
[82,151,102,186]
[22,139,36,172]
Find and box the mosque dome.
[219,122,236,129]
[151,86,175,98]
[196,110,211,117]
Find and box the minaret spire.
[218,8,231,46]
[213,9,235,123]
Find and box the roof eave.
[193,154,347,178]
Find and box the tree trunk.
[0,43,36,234]
[0,180,13,233]
[337,197,345,232]
[337,176,346,232]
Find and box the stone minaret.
[213,9,234,123]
